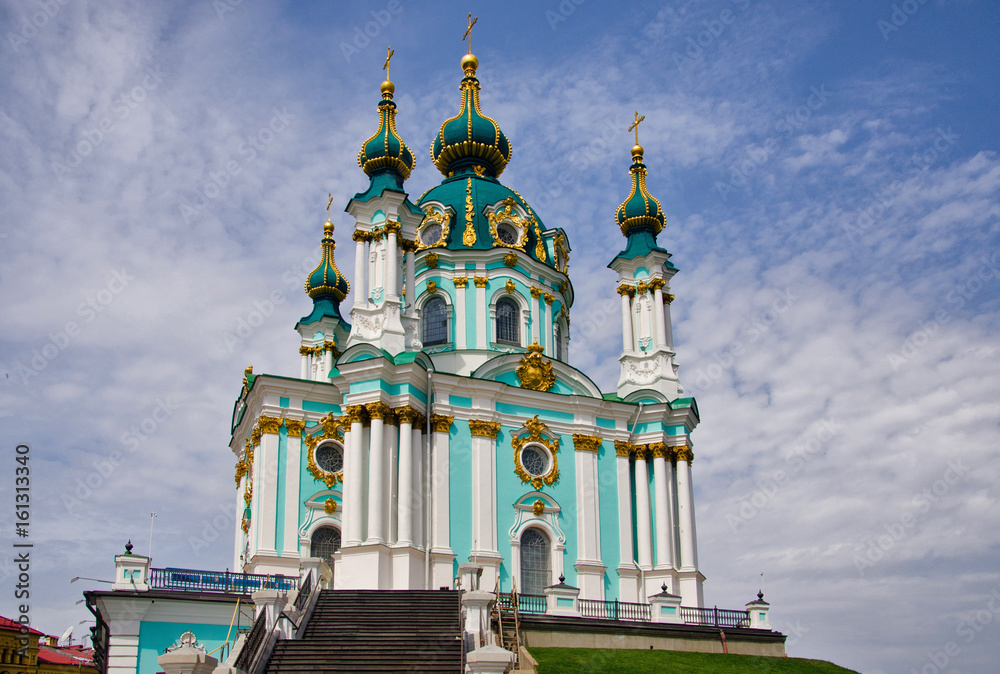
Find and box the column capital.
[673,445,693,462]
[635,281,649,295]
[469,420,501,439]
[395,405,422,425]
[365,401,392,421]
[352,229,371,243]
[530,286,543,298]
[453,275,469,288]
[384,220,401,235]
[258,416,283,435]
[572,434,602,453]
[473,275,489,288]
[400,238,418,252]
[634,444,651,461]
[614,440,633,457]
[616,284,635,298]
[664,293,675,304]
[431,414,454,433]
[284,419,306,438]
[648,278,666,291]
[649,441,670,459]
[343,405,368,426]
[543,292,554,305]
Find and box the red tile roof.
[0,614,44,636]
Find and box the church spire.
[303,196,350,317]
[615,111,666,237]
[357,46,415,181]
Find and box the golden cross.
[383,45,394,79]
[463,13,478,54]
[628,111,645,146]
[326,193,333,220]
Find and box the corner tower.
[609,114,682,401]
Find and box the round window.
[421,223,442,245]
[521,446,548,477]
[315,444,343,474]
[496,222,518,245]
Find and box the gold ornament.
[427,280,437,294]
[505,280,516,294]
[511,415,559,488]
[675,445,694,463]
[616,284,635,297]
[650,442,670,459]
[503,252,517,267]
[285,419,306,438]
[416,206,449,251]
[515,343,555,392]
[324,498,337,514]
[487,197,528,251]
[473,276,489,288]
[572,434,602,453]
[614,440,633,457]
[343,405,367,426]
[463,178,477,246]
[431,414,454,433]
[366,401,392,420]
[532,499,545,516]
[258,416,282,435]
[453,275,468,288]
[426,252,439,268]
[469,420,501,438]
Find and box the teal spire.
[357,78,415,181]
[615,142,666,237]
[431,53,512,178]
[301,216,350,323]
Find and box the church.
[231,42,704,608]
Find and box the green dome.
[357,81,415,180]
[615,145,665,236]
[305,221,350,302]
[431,54,512,178]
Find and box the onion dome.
[615,143,665,236]
[357,79,415,180]
[305,219,350,302]
[431,53,512,178]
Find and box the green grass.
[527,648,860,674]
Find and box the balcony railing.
[579,598,651,622]
[148,567,297,594]
[680,606,750,628]
[507,592,751,629]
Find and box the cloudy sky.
[1,1,998,672]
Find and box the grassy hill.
[527,648,860,673]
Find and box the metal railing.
[149,567,297,594]
[292,573,313,613]
[499,592,546,615]
[579,598,651,622]
[680,606,750,628]
[233,610,267,673]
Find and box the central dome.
[431,53,512,178]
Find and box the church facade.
[230,47,706,608]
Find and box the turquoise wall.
[136,621,233,674]
[449,421,473,578]
[596,441,621,600]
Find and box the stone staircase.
[264,589,464,673]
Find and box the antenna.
[148,512,157,558]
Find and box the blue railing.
[149,567,297,594]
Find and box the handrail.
[292,574,313,614]
[149,567,297,594]
[207,597,241,660]
[233,610,267,673]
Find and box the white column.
[619,288,633,352]
[470,428,498,556]
[366,404,387,544]
[475,278,487,348]
[353,234,367,309]
[676,449,699,569]
[530,289,540,345]
[324,348,333,379]
[257,427,280,555]
[615,445,634,565]
[386,227,399,300]
[405,248,416,316]
[431,417,452,552]
[284,423,303,556]
[411,425,424,548]
[299,349,309,379]
[664,293,675,348]
[634,448,653,569]
[652,446,674,569]
[454,279,468,349]
[652,286,667,348]
[397,416,414,546]
[344,411,365,546]
[543,294,553,355]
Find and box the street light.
[70,577,112,584]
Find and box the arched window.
[519,528,551,595]
[554,324,563,361]
[496,297,520,345]
[310,526,341,566]
[422,296,448,346]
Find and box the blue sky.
[1,1,999,672]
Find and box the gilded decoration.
[426,252,440,268]
[560,280,569,294]
[553,234,570,273]
[384,220,401,235]
[503,252,517,267]
[416,206,450,251]
[634,444,651,461]
[305,413,346,488]
[511,415,560,489]
[473,275,489,288]
[650,442,670,459]
[532,499,545,516]
[285,419,306,438]
[674,445,694,462]
[572,434,602,453]
[431,414,455,433]
[243,482,253,506]
[505,280,516,294]
[366,401,392,421]
[636,281,649,295]
[665,293,675,304]
[648,278,666,292]
[473,164,486,177]
[530,287,542,299]
[616,284,635,297]
[543,292,554,305]
[515,343,555,392]
[614,440,633,457]
[258,416,283,435]
[487,197,529,251]
[250,426,262,446]
[352,229,372,243]
[462,178,477,246]
[533,217,547,262]
[427,280,438,294]
[234,457,248,488]
[468,420,501,439]
[453,275,468,288]
[324,498,337,514]
[343,405,368,426]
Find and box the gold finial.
[383,45,394,78]
[380,46,395,98]
[324,193,334,236]
[629,110,645,159]
[463,13,478,54]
